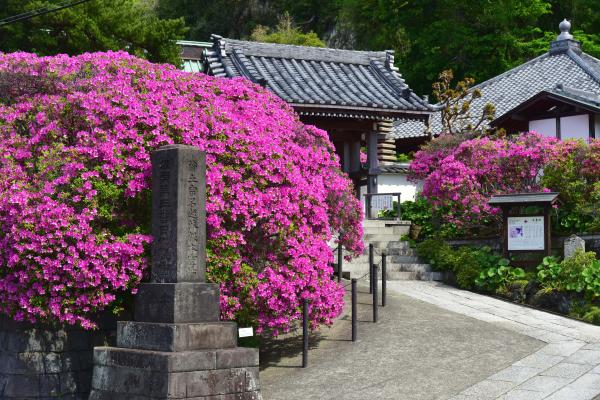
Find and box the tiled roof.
[372,162,411,174]
[547,85,600,111]
[392,31,600,139]
[197,35,431,119]
[488,192,559,205]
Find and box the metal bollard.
[373,262,378,323]
[351,278,357,342]
[337,244,343,283]
[302,299,308,368]
[382,252,387,307]
[368,244,373,294]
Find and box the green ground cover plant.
[416,239,600,325]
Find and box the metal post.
[302,299,308,368]
[373,263,378,323]
[337,244,343,283]
[382,252,387,307]
[351,278,357,342]
[369,243,374,294]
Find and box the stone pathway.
[260,282,542,400]
[390,281,600,400]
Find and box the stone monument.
[564,234,586,259]
[89,145,261,399]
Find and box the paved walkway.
[260,282,543,400]
[391,281,600,400]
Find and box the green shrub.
[536,256,564,290]
[537,251,600,297]
[416,238,453,271]
[583,307,600,324]
[475,258,526,294]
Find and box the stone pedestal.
[89,145,261,400]
[0,314,116,400]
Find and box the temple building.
[393,20,600,142]
[179,36,432,202]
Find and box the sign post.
[489,192,558,261]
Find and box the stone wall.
[0,314,117,399]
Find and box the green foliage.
[582,306,600,324]
[542,140,600,234]
[536,256,565,290]
[475,258,526,293]
[0,0,186,65]
[396,153,412,162]
[250,13,326,47]
[337,0,554,95]
[400,197,435,238]
[536,251,600,300]
[417,239,507,290]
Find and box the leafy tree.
[0,0,186,65]
[250,13,325,47]
[337,0,553,95]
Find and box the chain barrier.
[299,243,386,367]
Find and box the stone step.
[343,268,446,281]
[362,219,391,228]
[363,226,408,236]
[364,234,402,242]
[368,241,412,251]
[340,262,431,274]
[384,271,447,281]
[336,253,420,264]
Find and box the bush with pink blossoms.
[409,132,558,231]
[0,51,363,332]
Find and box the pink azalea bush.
[0,51,363,332]
[409,132,559,227]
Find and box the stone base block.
[89,346,260,399]
[0,315,117,399]
[117,321,237,352]
[135,283,220,323]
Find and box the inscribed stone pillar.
[89,144,261,400]
[564,234,586,259]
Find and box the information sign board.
[507,216,545,251]
[371,195,394,213]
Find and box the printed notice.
[371,195,394,213]
[507,216,545,251]
[238,327,254,338]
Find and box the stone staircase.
[335,220,445,281]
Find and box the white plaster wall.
[359,174,423,213]
[561,114,589,141]
[595,114,600,139]
[377,174,422,202]
[529,118,557,138]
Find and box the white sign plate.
[507,216,545,251]
[238,327,254,338]
[371,195,394,212]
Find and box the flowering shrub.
[410,132,558,228]
[542,140,600,233]
[0,52,363,332]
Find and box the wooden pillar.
[342,142,351,173]
[367,129,378,194]
[350,140,361,173]
[502,207,509,259]
[544,205,552,257]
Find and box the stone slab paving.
[390,281,600,400]
[260,282,541,400]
